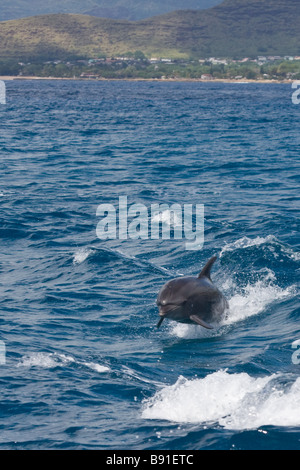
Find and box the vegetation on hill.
[0,0,221,22]
[1,56,299,81]
[0,0,298,62]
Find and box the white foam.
[17,352,110,373]
[73,248,93,265]
[169,270,295,339]
[220,235,277,257]
[83,361,110,373]
[17,352,75,368]
[142,370,300,430]
[169,322,220,339]
[220,235,300,261]
[224,279,294,326]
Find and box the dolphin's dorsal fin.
[198,256,217,281]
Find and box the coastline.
[0,75,292,84]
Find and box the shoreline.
[0,75,293,84]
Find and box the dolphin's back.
[189,277,227,322]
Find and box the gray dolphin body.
[156,256,228,329]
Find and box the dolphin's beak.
[158,303,179,315]
[156,303,181,328]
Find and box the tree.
[134,50,147,60]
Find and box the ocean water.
[0,80,299,450]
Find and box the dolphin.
[156,256,228,329]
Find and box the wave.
[142,370,300,430]
[73,247,94,265]
[223,275,295,326]
[220,235,277,256]
[72,245,175,276]
[169,269,295,339]
[220,235,300,261]
[17,352,110,373]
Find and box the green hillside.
[0,0,299,61]
[0,0,221,22]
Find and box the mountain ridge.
[0,0,222,22]
[0,0,299,61]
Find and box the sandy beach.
[0,75,292,84]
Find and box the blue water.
[0,80,299,450]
